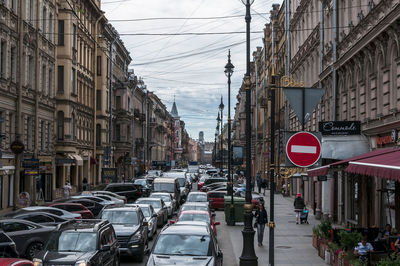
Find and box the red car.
[171,210,220,235]
[49,203,94,219]
[0,258,34,266]
[207,191,227,210]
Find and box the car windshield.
[46,232,97,252]
[177,178,185,187]
[134,180,147,186]
[101,211,139,225]
[200,176,206,182]
[187,194,207,202]
[137,200,161,208]
[182,205,208,212]
[179,213,210,224]
[148,170,159,176]
[153,234,211,256]
[154,183,175,193]
[140,207,150,217]
[151,194,170,202]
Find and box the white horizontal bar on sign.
[291,145,317,154]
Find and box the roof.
[170,101,179,117]
[136,198,161,202]
[102,207,139,212]
[153,178,178,183]
[161,224,209,235]
[179,210,209,215]
[188,192,207,195]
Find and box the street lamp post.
[216,113,221,168]
[240,0,257,265]
[219,97,224,171]
[225,50,235,226]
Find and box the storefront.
[38,156,54,202]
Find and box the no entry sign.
[286,132,321,167]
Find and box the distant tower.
[199,131,204,143]
[171,99,183,163]
[199,131,205,163]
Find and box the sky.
[102,0,276,141]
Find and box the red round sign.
[286,132,321,167]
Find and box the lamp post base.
[239,210,258,266]
[227,205,235,226]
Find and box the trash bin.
[224,196,245,225]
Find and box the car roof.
[14,211,66,218]
[182,202,208,206]
[153,178,177,183]
[188,192,207,195]
[106,183,135,187]
[150,192,170,195]
[175,221,210,227]
[102,207,139,212]
[137,197,161,201]
[161,224,210,235]
[51,202,83,206]
[179,210,209,215]
[131,204,151,209]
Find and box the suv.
[100,207,148,262]
[104,183,141,203]
[33,220,120,266]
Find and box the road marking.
[291,145,316,154]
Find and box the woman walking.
[254,203,268,247]
[294,193,305,224]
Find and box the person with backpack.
[294,193,305,224]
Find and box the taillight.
[75,216,82,219]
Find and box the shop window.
[57,111,64,140]
[8,175,13,207]
[58,20,64,45]
[348,175,359,222]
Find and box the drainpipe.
[262,37,267,181]
[332,0,337,121]
[254,53,258,178]
[131,83,138,178]
[109,36,117,168]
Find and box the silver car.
[150,192,176,217]
[133,204,158,239]
[135,198,168,227]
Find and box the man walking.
[256,172,262,193]
[294,193,305,224]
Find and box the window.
[10,46,16,82]
[47,122,51,150]
[128,97,131,111]
[116,96,121,109]
[27,116,32,150]
[28,214,54,224]
[72,24,76,50]
[71,68,76,94]
[11,0,17,12]
[57,66,64,93]
[2,222,33,232]
[116,124,120,141]
[29,0,34,23]
[71,114,75,140]
[96,90,101,110]
[9,112,15,143]
[8,175,13,207]
[57,111,64,140]
[0,41,6,79]
[48,13,53,41]
[97,56,101,76]
[0,111,3,147]
[96,124,101,146]
[58,20,64,45]
[42,65,46,95]
[42,7,47,34]
[28,56,34,89]
[48,68,53,97]
[41,121,45,151]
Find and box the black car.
[0,231,19,258]
[33,219,120,266]
[146,223,223,266]
[67,198,106,218]
[0,219,55,260]
[100,206,148,262]
[11,211,68,226]
[133,179,152,196]
[104,183,141,203]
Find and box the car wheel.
[26,242,44,260]
[113,256,120,266]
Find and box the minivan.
[152,178,181,205]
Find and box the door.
[45,174,53,201]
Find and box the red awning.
[307,147,399,177]
[345,148,400,181]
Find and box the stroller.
[300,208,309,224]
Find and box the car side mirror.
[101,244,111,251]
[152,214,158,218]
[214,221,220,225]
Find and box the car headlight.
[33,259,43,266]
[75,261,90,266]
[148,221,153,228]
[130,231,142,242]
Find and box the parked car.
[0,258,34,265]
[200,181,227,192]
[4,206,81,220]
[186,191,208,203]
[152,178,181,205]
[104,183,142,203]
[70,195,114,207]
[92,194,124,207]
[90,190,127,204]
[135,198,168,227]
[146,222,223,266]
[10,212,68,226]
[100,207,148,262]
[203,177,227,187]
[0,219,55,260]
[133,179,152,196]
[131,204,158,240]
[149,192,176,217]
[171,210,220,236]
[207,191,227,210]
[0,231,19,258]
[33,219,119,266]
[49,203,94,219]
[66,199,105,218]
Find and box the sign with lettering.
[319,121,361,135]
[101,168,117,183]
[11,140,24,154]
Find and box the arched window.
[390,42,399,111]
[96,124,101,146]
[57,111,64,140]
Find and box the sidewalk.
[216,190,325,266]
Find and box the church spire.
[171,98,179,118]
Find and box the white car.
[150,192,176,217]
[93,194,124,207]
[84,190,127,203]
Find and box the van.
[153,178,181,205]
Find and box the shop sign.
[10,140,24,154]
[39,165,51,171]
[152,161,166,166]
[25,169,39,175]
[376,134,394,146]
[318,176,328,181]
[319,121,361,135]
[102,168,117,183]
[22,158,39,168]
[56,158,75,165]
[38,156,53,163]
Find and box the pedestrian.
[294,193,305,224]
[261,178,268,196]
[82,177,88,191]
[251,176,255,191]
[254,202,268,247]
[256,172,262,193]
[63,181,72,199]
